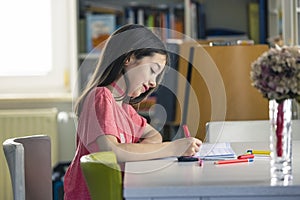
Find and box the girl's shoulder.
[94,86,114,101]
[94,86,111,95]
[85,86,113,104]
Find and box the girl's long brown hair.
[75,24,169,116]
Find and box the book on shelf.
[248,2,259,44]
[86,13,116,52]
[196,1,206,39]
[258,0,267,44]
[79,19,86,53]
[124,6,184,40]
[185,0,205,39]
[137,8,144,25]
[125,7,135,24]
[190,1,197,39]
[247,0,268,44]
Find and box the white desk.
[124,141,300,200]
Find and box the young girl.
[64,24,202,199]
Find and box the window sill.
[0,93,73,103]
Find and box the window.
[0,0,52,76]
[0,0,77,94]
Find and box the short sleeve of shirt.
[77,87,147,151]
[124,104,147,142]
[94,87,120,140]
[76,88,115,151]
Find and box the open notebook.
[195,142,236,160]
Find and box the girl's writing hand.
[173,137,202,157]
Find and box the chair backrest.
[206,120,300,143]
[80,151,122,200]
[3,135,52,200]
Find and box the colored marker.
[214,158,254,165]
[198,158,203,167]
[247,149,270,155]
[237,154,255,159]
[182,124,191,138]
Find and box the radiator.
[0,108,58,200]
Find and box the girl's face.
[124,53,166,98]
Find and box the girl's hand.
[173,137,202,157]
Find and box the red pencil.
[237,154,255,159]
[214,158,254,165]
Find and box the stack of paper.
[196,143,236,160]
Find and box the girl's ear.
[124,54,136,66]
[124,58,130,66]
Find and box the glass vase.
[269,99,293,186]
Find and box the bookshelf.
[78,0,188,55]
[77,0,269,55]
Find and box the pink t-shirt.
[64,87,147,200]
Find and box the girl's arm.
[139,124,163,144]
[96,134,202,163]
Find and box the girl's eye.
[151,64,160,74]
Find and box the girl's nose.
[149,79,156,88]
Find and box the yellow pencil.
[247,149,271,155]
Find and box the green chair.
[80,151,122,200]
